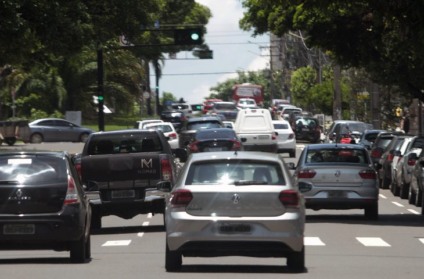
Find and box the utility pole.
[97,46,105,131]
[333,64,342,120]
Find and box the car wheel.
[30,133,43,144]
[421,189,424,215]
[287,246,305,273]
[408,186,416,205]
[416,188,423,207]
[70,234,87,263]
[400,182,410,199]
[90,211,102,231]
[80,133,90,142]
[85,233,91,260]
[364,203,379,220]
[391,180,400,196]
[4,137,16,146]
[165,242,182,272]
[381,175,390,189]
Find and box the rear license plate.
[219,224,251,234]
[111,190,135,199]
[328,191,346,198]
[258,135,269,139]
[3,224,35,235]
[207,147,223,152]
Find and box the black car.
[0,151,91,263]
[187,128,242,155]
[357,129,387,150]
[178,116,224,148]
[294,116,322,143]
[160,110,187,132]
[370,131,405,165]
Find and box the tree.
[239,1,424,101]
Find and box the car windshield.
[306,148,368,164]
[87,135,163,154]
[185,160,286,185]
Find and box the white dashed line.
[379,194,387,199]
[305,237,325,246]
[147,213,153,218]
[407,209,420,214]
[142,221,149,226]
[392,201,404,207]
[137,232,145,238]
[102,240,132,246]
[356,237,391,247]
[419,238,424,244]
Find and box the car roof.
[305,143,367,150]
[188,151,282,163]
[187,116,222,122]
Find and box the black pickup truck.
[75,129,186,230]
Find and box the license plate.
[3,224,35,235]
[328,191,346,198]
[111,190,135,199]
[258,135,269,139]
[219,224,251,234]
[207,147,223,152]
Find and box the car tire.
[381,175,390,189]
[30,133,43,144]
[287,246,305,273]
[165,242,182,272]
[364,203,379,220]
[90,211,102,231]
[408,186,416,205]
[416,188,423,207]
[421,189,424,215]
[400,182,409,199]
[70,234,87,263]
[392,181,400,196]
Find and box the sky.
[150,0,270,104]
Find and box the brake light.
[298,169,316,178]
[189,141,199,152]
[359,169,377,179]
[407,158,417,166]
[231,140,242,150]
[170,189,193,207]
[64,175,80,205]
[279,190,300,208]
[272,132,277,140]
[160,156,173,182]
[74,162,82,180]
[387,153,394,162]
[371,149,382,158]
[168,132,177,140]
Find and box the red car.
[202,98,222,114]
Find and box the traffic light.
[174,28,203,45]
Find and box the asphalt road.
[1,142,423,278]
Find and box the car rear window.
[0,156,66,184]
[185,160,286,185]
[87,134,163,154]
[274,123,289,129]
[187,121,222,131]
[196,129,236,140]
[306,148,368,164]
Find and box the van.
[234,108,277,152]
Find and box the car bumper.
[166,211,304,255]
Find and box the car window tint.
[306,149,368,164]
[274,123,289,129]
[87,134,163,155]
[196,129,235,140]
[185,161,286,185]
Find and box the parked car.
[376,135,410,189]
[392,136,424,199]
[0,151,92,263]
[187,128,242,154]
[209,101,239,121]
[236,98,257,109]
[292,143,379,220]
[223,121,235,129]
[369,131,404,165]
[29,118,94,144]
[144,122,179,150]
[324,120,373,144]
[272,119,296,157]
[160,151,306,272]
[294,116,322,143]
[357,129,387,150]
[160,110,187,132]
[178,116,224,148]
[410,150,424,211]
[390,136,415,195]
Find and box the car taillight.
[359,169,377,179]
[160,156,173,182]
[407,158,417,166]
[288,133,295,140]
[189,141,199,152]
[74,162,82,180]
[231,140,242,150]
[170,189,193,207]
[272,132,277,140]
[298,169,316,178]
[168,132,177,140]
[279,190,300,208]
[64,175,80,205]
[371,149,382,158]
[387,153,394,162]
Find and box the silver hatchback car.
[293,143,379,219]
[160,151,305,272]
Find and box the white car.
[134,119,163,129]
[273,120,296,157]
[223,121,235,129]
[237,98,257,109]
[143,122,179,150]
[161,151,306,272]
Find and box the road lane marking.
[407,209,419,214]
[142,221,149,226]
[419,238,424,244]
[147,213,153,218]
[137,232,145,237]
[305,237,325,246]
[392,201,404,207]
[356,237,390,247]
[379,194,387,199]
[102,240,132,246]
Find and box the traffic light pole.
[97,46,105,131]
